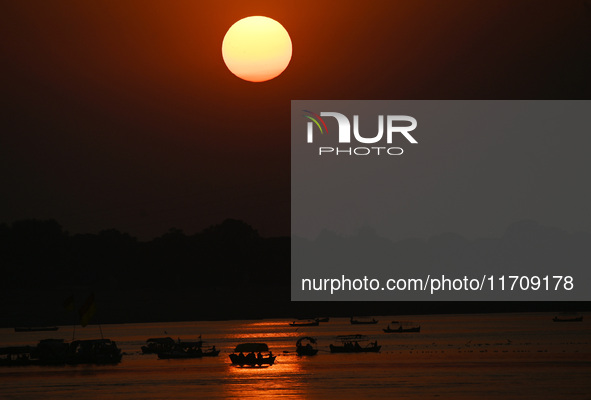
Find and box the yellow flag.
[78,293,96,327]
[63,295,75,312]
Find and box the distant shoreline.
[1,292,588,329]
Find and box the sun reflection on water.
[225,332,301,339]
[224,357,307,399]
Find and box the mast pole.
[71,297,77,341]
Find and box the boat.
[201,348,221,357]
[1,338,122,366]
[553,313,583,322]
[35,339,70,365]
[157,340,219,359]
[329,335,381,353]
[289,320,319,327]
[141,337,176,354]
[296,336,318,356]
[14,326,59,332]
[2,340,69,366]
[383,321,421,333]
[158,346,220,359]
[350,317,378,325]
[0,346,37,366]
[315,317,330,323]
[383,325,421,333]
[68,339,122,364]
[229,343,276,366]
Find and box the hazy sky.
[1,0,590,239]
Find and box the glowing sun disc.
[222,16,292,82]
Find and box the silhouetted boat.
[315,317,329,323]
[296,336,318,356]
[350,317,378,325]
[1,338,122,366]
[383,321,421,333]
[14,326,59,332]
[553,313,583,322]
[201,349,221,357]
[157,339,219,359]
[0,346,36,366]
[329,335,381,353]
[158,347,220,359]
[289,320,319,327]
[35,339,69,365]
[229,343,276,366]
[141,337,176,354]
[68,339,122,364]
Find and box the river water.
[1,312,589,399]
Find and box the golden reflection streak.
[244,321,291,327]
[224,356,307,399]
[226,332,301,339]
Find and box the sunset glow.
[222,16,292,82]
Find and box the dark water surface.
[1,313,589,399]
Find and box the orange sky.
[1,0,590,238]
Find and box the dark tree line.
[1,218,587,326]
[0,218,289,293]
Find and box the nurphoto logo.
[303,110,418,156]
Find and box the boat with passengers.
[142,337,176,354]
[383,321,421,333]
[329,335,381,353]
[229,343,276,366]
[158,339,219,359]
[296,336,318,356]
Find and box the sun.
[222,16,292,83]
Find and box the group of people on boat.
[329,336,381,353]
[229,351,276,366]
[235,351,273,364]
[154,337,220,359]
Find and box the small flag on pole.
[78,293,96,327]
[63,295,75,312]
